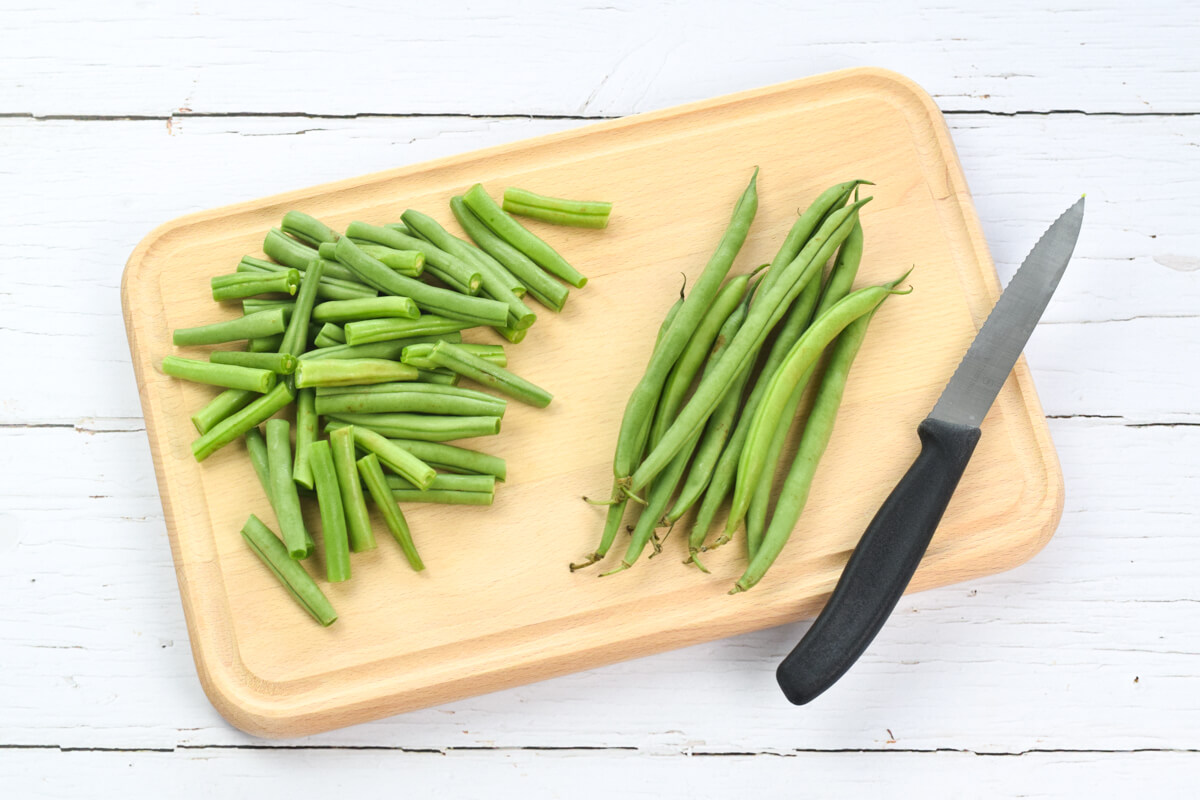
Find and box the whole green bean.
[278,259,325,357]
[335,236,509,327]
[428,341,551,408]
[294,358,418,388]
[402,342,505,370]
[326,413,501,442]
[240,514,337,626]
[281,211,340,247]
[266,418,311,558]
[343,315,472,346]
[292,388,318,490]
[298,333,461,361]
[344,221,483,295]
[210,350,298,375]
[368,436,506,480]
[316,390,505,417]
[503,187,612,221]
[192,382,293,461]
[451,196,569,312]
[162,356,276,393]
[463,183,588,288]
[629,198,869,492]
[173,308,288,347]
[263,228,318,270]
[212,270,299,301]
[733,310,878,593]
[311,297,419,323]
[348,426,436,490]
[357,454,424,570]
[308,439,350,582]
[390,489,494,506]
[191,388,257,435]
[331,426,376,552]
[319,241,425,277]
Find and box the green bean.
[298,333,461,361]
[311,297,419,323]
[451,196,569,312]
[343,315,472,346]
[417,368,459,385]
[326,413,501,442]
[240,260,377,301]
[315,380,479,397]
[331,426,376,552]
[263,228,319,270]
[172,308,287,347]
[278,259,325,358]
[291,388,318,490]
[503,187,612,222]
[348,426,436,490]
[367,436,506,480]
[401,342,505,370]
[240,514,336,626]
[402,209,536,330]
[316,389,505,417]
[735,313,879,592]
[499,201,607,229]
[294,357,418,388]
[334,237,509,327]
[357,454,423,570]
[383,223,411,236]
[390,489,494,506]
[246,334,285,353]
[241,297,294,317]
[244,427,272,503]
[494,325,527,344]
[344,221,483,295]
[307,439,350,582]
[191,389,257,435]
[463,183,588,288]
[281,211,340,247]
[265,419,310,558]
[758,181,866,297]
[210,350,298,375]
[244,253,362,285]
[384,472,496,494]
[319,241,425,277]
[212,270,299,301]
[629,197,869,492]
[313,324,344,349]
[192,382,293,461]
[428,341,551,408]
[743,220,864,555]
[161,356,276,393]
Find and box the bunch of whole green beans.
[161,191,608,624]
[575,173,910,591]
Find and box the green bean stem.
[161,356,276,393]
[192,382,293,461]
[326,413,501,442]
[298,333,460,361]
[240,514,337,626]
[370,437,506,480]
[316,390,505,417]
[402,342,505,370]
[463,183,588,288]
[357,454,424,570]
[503,187,612,220]
[308,440,351,582]
[331,426,376,552]
[390,489,494,506]
[734,311,877,592]
[451,196,569,312]
[277,259,326,357]
[191,388,257,435]
[292,388,318,490]
[173,308,287,347]
[428,341,552,408]
[343,315,472,346]
[294,357,418,388]
[344,221,482,295]
[210,350,297,375]
[348,426,436,490]
[311,297,419,323]
[265,419,311,558]
[281,211,340,247]
[212,270,299,301]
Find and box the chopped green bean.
[315,380,478,397]
[298,333,461,361]
[239,259,377,301]
[428,341,551,408]
[316,389,505,417]
[266,418,311,558]
[308,439,350,582]
[330,426,376,552]
[503,187,612,220]
[244,427,272,503]
[417,368,460,385]
[384,472,496,493]
[278,259,326,357]
[311,297,419,323]
[348,426,436,490]
[326,413,501,442]
[243,253,362,285]
[402,342,506,370]
[246,334,285,352]
[463,184,587,288]
[319,241,425,277]
[173,308,288,347]
[313,323,344,349]
[390,489,495,505]
[357,454,423,570]
[345,221,483,295]
[212,269,299,301]
[162,355,276,393]
[292,388,318,490]
[263,228,319,270]
[498,201,607,229]
[241,514,336,626]
[210,350,297,375]
[191,388,257,435]
[281,211,340,247]
[241,297,294,317]
[192,382,294,461]
[360,436,506,480]
[343,315,472,346]
[294,358,418,388]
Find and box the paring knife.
[776,197,1085,705]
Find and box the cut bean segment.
[191,388,257,435]
[241,515,337,627]
[503,187,612,222]
[331,426,376,552]
[326,413,501,442]
[281,211,340,247]
[173,308,287,347]
[347,426,437,490]
[292,388,318,490]
[294,358,419,388]
[427,341,552,408]
[390,489,495,505]
[463,183,588,288]
[343,315,472,346]
[192,382,294,461]
[308,439,351,582]
[402,342,506,370]
[162,356,276,393]
[212,269,299,301]
[278,260,326,357]
[266,418,311,559]
[210,350,297,375]
[357,454,424,570]
[315,390,505,417]
[298,333,461,362]
[373,437,506,480]
[311,297,419,323]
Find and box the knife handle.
[776,417,981,705]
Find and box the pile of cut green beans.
[162,186,608,625]
[575,170,910,592]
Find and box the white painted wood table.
[2,2,1197,796]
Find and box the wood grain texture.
[122,69,1063,736]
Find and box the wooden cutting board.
[122,67,1063,737]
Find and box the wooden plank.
[3,1,1198,115]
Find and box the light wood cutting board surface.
[121,68,1063,737]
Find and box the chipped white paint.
[2,1,1198,794]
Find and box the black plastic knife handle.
[776,417,982,705]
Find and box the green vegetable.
[263,228,319,270]
[427,341,552,408]
[318,241,425,276]
[326,413,501,442]
[161,355,276,393]
[502,187,612,226]
[191,382,294,461]
[292,388,318,490]
[308,439,351,582]
[311,297,419,323]
[315,388,506,417]
[294,357,418,388]
[298,333,461,361]
[313,323,344,349]
[246,333,285,352]
[266,418,311,559]
[277,259,326,357]
[357,454,424,571]
[211,269,299,301]
[343,315,472,346]
[500,200,609,229]
[343,221,482,295]
[347,426,437,490]
[390,489,495,505]
[364,436,506,480]
[281,211,340,247]
[401,342,506,370]
[463,183,588,288]
[244,427,273,503]
[241,514,337,626]
[385,472,496,493]
[191,389,257,435]
[240,256,377,300]
[172,308,288,347]
[331,426,376,552]
[210,350,298,375]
